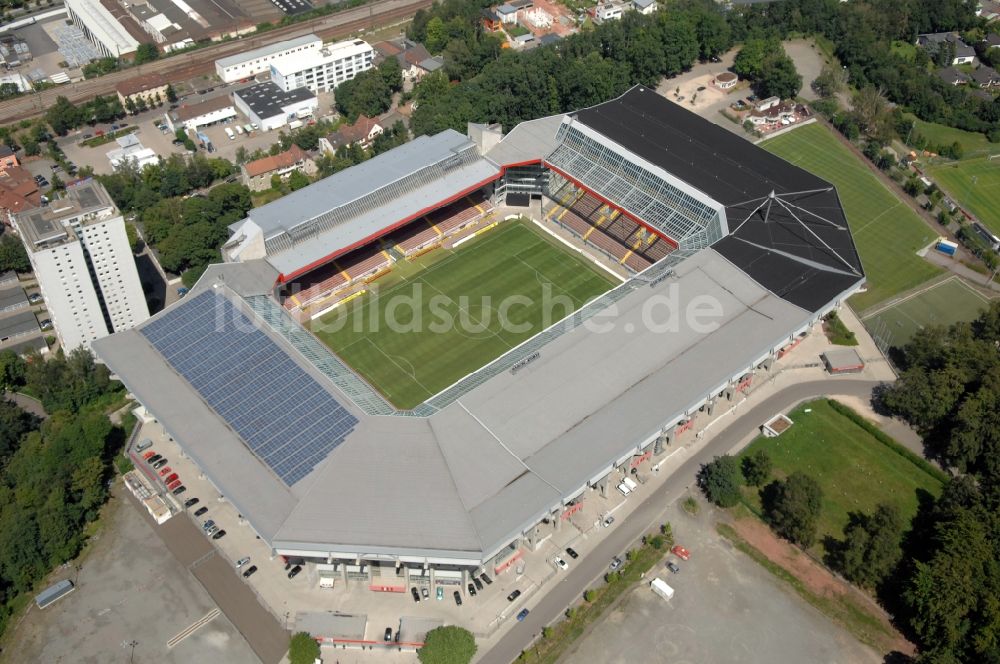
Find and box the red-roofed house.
[319,115,384,154]
[0,145,19,176]
[0,166,40,223]
[240,145,317,192]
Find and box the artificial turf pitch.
[763,123,941,313]
[310,221,618,409]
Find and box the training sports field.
[763,123,941,312]
[927,157,1000,236]
[310,221,618,409]
[861,276,992,350]
[740,399,944,557]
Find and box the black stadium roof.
[575,87,864,312]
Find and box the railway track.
[0,0,432,124]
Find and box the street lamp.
[121,639,137,663]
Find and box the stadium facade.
[95,87,864,587]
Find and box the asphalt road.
[476,378,882,664]
[129,492,290,663]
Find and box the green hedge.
[827,399,949,484]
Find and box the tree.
[697,455,742,507]
[134,43,158,65]
[741,449,772,487]
[287,169,310,191]
[417,625,476,664]
[756,54,801,100]
[287,632,320,664]
[0,400,36,462]
[761,472,823,547]
[811,64,847,98]
[0,233,30,273]
[733,37,779,81]
[425,16,448,53]
[45,96,81,136]
[165,83,177,103]
[827,503,903,590]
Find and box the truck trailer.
[650,577,674,600]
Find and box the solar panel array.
[140,289,358,486]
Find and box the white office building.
[269,39,374,94]
[233,81,317,131]
[215,34,322,83]
[65,0,140,59]
[14,180,149,351]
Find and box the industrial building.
[232,81,316,131]
[95,87,864,590]
[64,0,140,59]
[215,33,322,83]
[268,38,374,94]
[15,180,149,352]
[165,95,238,132]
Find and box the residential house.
[593,3,624,22]
[938,66,971,86]
[632,0,657,15]
[241,145,317,192]
[986,33,1000,48]
[917,32,977,65]
[116,72,169,109]
[972,65,1000,87]
[319,115,384,154]
[0,166,40,223]
[482,9,503,32]
[0,145,19,175]
[979,2,1000,21]
[497,4,518,23]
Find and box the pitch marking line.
[167,608,220,648]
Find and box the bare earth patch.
[727,515,915,656]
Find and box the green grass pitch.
[762,123,941,313]
[739,399,943,557]
[927,157,1000,236]
[310,221,618,409]
[861,276,992,349]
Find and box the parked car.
[142,450,156,460]
[146,454,162,464]
[553,556,568,571]
[202,519,216,531]
[166,480,181,491]
[516,608,530,621]
[411,587,420,602]
[39,319,52,330]
[603,515,615,528]
[206,525,219,537]
[27,293,43,304]
[212,529,226,540]
[384,627,393,641]
[153,458,168,469]
[671,545,691,561]
[287,565,302,579]
[164,473,179,484]
[422,587,430,600]
[472,576,483,591]
[235,557,250,568]
[666,561,680,574]
[565,547,579,559]
[480,573,492,585]
[242,565,257,578]
[184,497,199,508]
[609,557,623,571]
[172,485,186,496]
[467,583,477,597]
[194,506,208,517]
[436,587,443,601]
[453,591,462,606]
[158,466,172,477]
[507,589,521,602]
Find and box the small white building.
[215,34,323,83]
[632,0,657,15]
[13,180,149,351]
[233,81,317,132]
[594,3,624,22]
[106,134,159,171]
[269,39,375,94]
[715,72,738,89]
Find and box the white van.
[235,125,244,136]
[225,127,235,140]
[617,477,638,496]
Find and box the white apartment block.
[14,180,149,352]
[269,39,374,94]
[215,34,322,83]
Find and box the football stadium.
[94,86,865,589]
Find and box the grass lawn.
[910,116,997,158]
[763,123,941,312]
[739,399,943,557]
[927,156,1000,235]
[861,276,992,349]
[310,221,617,409]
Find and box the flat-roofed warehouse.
[95,87,864,590]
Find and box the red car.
[159,466,172,477]
[671,545,691,561]
[165,473,179,484]
[142,450,156,460]
[167,480,182,491]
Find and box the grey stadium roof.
[95,90,865,562]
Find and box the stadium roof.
[234,130,500,278]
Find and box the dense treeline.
[97,155,250,282]
[0,349,127,638]
[407,0,729,135]
[333,57,403,122]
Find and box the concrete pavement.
[475,378,881,664]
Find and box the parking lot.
[4,485,259,664]
[558,504,881,664]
